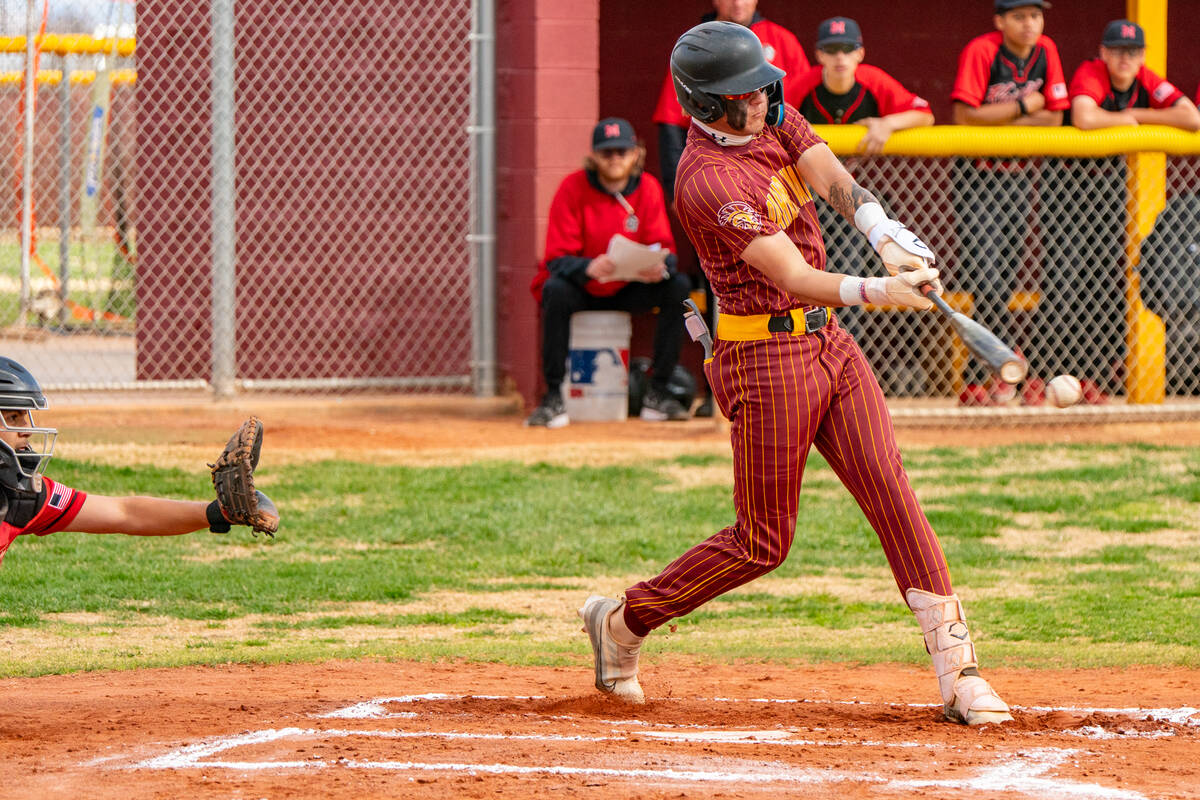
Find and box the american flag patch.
[1154,82,1177,103]
[48,482,72,510]
[1050,83,1068,100]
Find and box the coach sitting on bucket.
[526,118,693,428]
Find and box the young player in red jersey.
[1034,21,1200,407]
[526,118,692,427]
[950,0,1068,406]
[794,17,933,155]
[0,358,278,568]
[1068,19,1200,131]
[580,22,1013,727]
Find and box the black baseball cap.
[816,17,862,49]
[1101,19,1145,48]
[592,117,636,151]
[994,0,1051,11]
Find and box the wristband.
[207,500,231,533]
[1016,97,1028,117]
[838,276,868,306]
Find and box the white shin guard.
[905,588,1013,725]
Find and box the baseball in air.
[1045,374,1083,408]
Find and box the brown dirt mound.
[3,659,1197,799]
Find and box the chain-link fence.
[817,146,1200,416]
[1,0,477,393]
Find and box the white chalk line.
[107,694,1194,799]
[128,727,1153,799]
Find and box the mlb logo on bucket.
[568,348,630,398]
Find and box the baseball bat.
[921,285,1028,385]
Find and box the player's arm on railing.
[953,95,1061,127]
[1128,98,1200,133]
[1071,95,1140,130]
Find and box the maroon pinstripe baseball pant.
[623,318,954,633]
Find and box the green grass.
[1,443,1198,676]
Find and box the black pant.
[540,273,691,392]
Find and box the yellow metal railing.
[0,34,136,57]
[816,124,1198,404]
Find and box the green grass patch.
[1,444,1198,676]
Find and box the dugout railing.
[813,124,1200,422]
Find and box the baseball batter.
[0,357,278,568]
[580,21,1012,726]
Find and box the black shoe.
[525,391,568,428]
[693,395,714,418]
[639,385,690,421]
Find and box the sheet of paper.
[604,234,667,282]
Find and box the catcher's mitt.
[209,416,279,537]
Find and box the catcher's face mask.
[0,405,57,480]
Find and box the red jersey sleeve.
[1069,59,1110,104]
[791,65,825,110]
[857,64,932,116]
[1039,36,1070,110]
[631,173,676,252]
[951,34,997,107]
[652,69,689,128]
[542,173,586,262]
[752,18,810,101]
[775,104,825,162]
[1140,67,1185,108]
[25,478,87,536]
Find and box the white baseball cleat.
[906,588,1014,726]
[578,594,645,704]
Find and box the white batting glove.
[854,202,940,283]
[858,267,940,311]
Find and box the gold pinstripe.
[625,109,955,629]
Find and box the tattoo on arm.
[827,180,880,223]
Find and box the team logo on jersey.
[1154,82,1177,103]
[763,44,776,62]
[717,201,763,232]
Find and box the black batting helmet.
[0,357,56,487]
[670,21,786,126]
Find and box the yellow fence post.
[1124,0,1168,403]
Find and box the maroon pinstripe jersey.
[673,104,826,317]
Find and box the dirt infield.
[3,659,1197,799]
[5,395,1199,798]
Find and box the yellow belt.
[717,307,831,341]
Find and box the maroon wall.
[496,0,600,406]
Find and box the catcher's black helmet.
[670,20,786,126]
[0,357,56,486]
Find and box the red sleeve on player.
[1068,59,1109,104]
[856,64,931,116]
[542,172,587,262]
[631,173,676,253]
[752,18,810,102]
[25,478,87,536]
[652,69,688,128]
[1140,67,1185,109]
[1039,36,1070,110]
[530,171,587,300]
[951,34,997,107]
[791,65,824,111]
[775,104,825,163]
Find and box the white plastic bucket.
[563,311,631,422]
